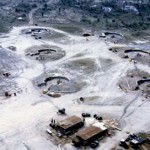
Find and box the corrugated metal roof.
[58,115,83,129]
[76,126,103,140]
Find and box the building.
[72,123,108,146]
[102,7,112,13]
[56,115,84,135]
[123,5,139,14]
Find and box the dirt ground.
[0,24,150,150]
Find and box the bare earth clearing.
[0,24,150,150]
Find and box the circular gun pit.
[25,45,65,62]
[37,76,79,96]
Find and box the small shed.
[102,7,112,13]
[72,125,108,146]
[123,5,139,14]
[56,115,84,135]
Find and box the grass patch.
[54,24,83,34]
[64,58,97,74]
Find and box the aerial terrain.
[0,0,150,150]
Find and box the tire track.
[119,91,141,120]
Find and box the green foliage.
[60,0,76,7]
[0,23,9,33]
[15,3,32,13]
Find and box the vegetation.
[0,23,9,33]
